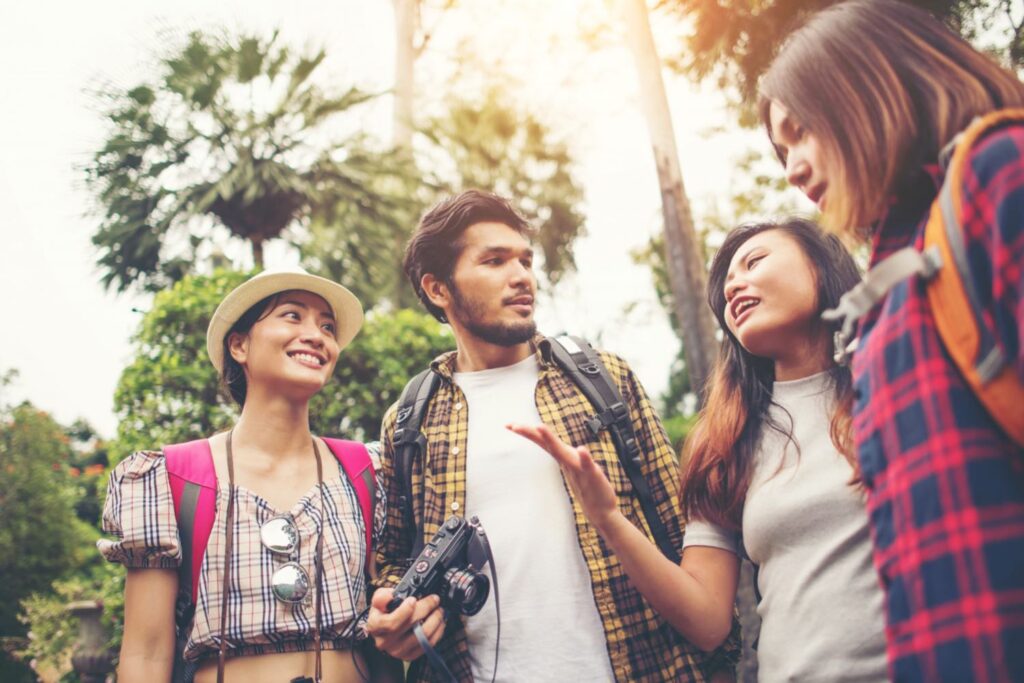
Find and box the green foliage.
[311,309,453,439]
[0,374,110,679]
[661,0,1022,117]
[301,168,429,312]
[15,562,124,682]
[0,403,88,636]
[111,270,453,462]
[86,29,412,293]
[662,412,700,453]
[424,87,587,286]
[63,420,111,527]
[303,85,590,307]
[112,270,248,460]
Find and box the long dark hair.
[221,294,280,406]
[680,218,862,529]
[759,0,1024,237]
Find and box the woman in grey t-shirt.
[511,218,887,681]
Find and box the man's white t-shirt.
[454,354,615,682]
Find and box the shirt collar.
[868,163,944,265]
[428,333,551,382]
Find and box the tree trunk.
[251,236,264,270]
[618,9,757,677]
[618,0,719,401]
[392,0,417,150]
[391,0,418,302]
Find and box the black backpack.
[391,335,681,563]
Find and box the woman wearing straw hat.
[99,269,417,682]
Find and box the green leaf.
[287,51,326,96]
[236,37,264,83]
[127,85,155,106]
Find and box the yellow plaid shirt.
[374,336,739,682]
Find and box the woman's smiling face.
[722,229,821,363]
[228,290,340,395]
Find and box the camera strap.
[414,519,501,683]
[413,623,452,680]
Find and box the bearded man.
[365,190,736,683]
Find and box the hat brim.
[206,271,364,374]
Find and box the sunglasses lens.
[271,562,310,603]
[261,516,299,554]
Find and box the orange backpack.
[826,109,1024,447]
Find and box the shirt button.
[451,502,460,512]
[454,402,463,411]
[452,446,460,455]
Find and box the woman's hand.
[509,424,740,652]
[506,423,620,532]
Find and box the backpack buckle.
[394,428,428,452]
[609,402,628,421]
[394,427,415,446]
[586,402,630,437]
[579,362,601,375]
[921,246,943,279]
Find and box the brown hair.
[759,0,1024,238]
[680,218,861,529]
[403,189,533,323]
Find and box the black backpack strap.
[361,467,376,536]
[393,368,441,558]
[172,481,201,683]
[176,482,201,620]
[547,335,681,564]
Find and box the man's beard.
[449,282,536,347]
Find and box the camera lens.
[443,567,490,616]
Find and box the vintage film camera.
[387,516,492,616]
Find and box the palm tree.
[86,30,410,293]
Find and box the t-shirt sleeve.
[96,450,181,569]
[682,517,740,555]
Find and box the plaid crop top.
[98,447,386,662]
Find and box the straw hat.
[206,268,363,373]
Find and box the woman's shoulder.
[683,516,741,556]
[955,118,1024,257]
[99,449,181,568]
[107,449,168,482]
[963,119,1024,186]
[315,437,381,470]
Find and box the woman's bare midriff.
[194,648,369,683]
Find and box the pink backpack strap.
[322,438,375,573]
[164,439,218,605]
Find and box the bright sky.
[0,0,803,438]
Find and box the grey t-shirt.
[683,371,887,682]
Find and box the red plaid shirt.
[854,122,1024,682]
